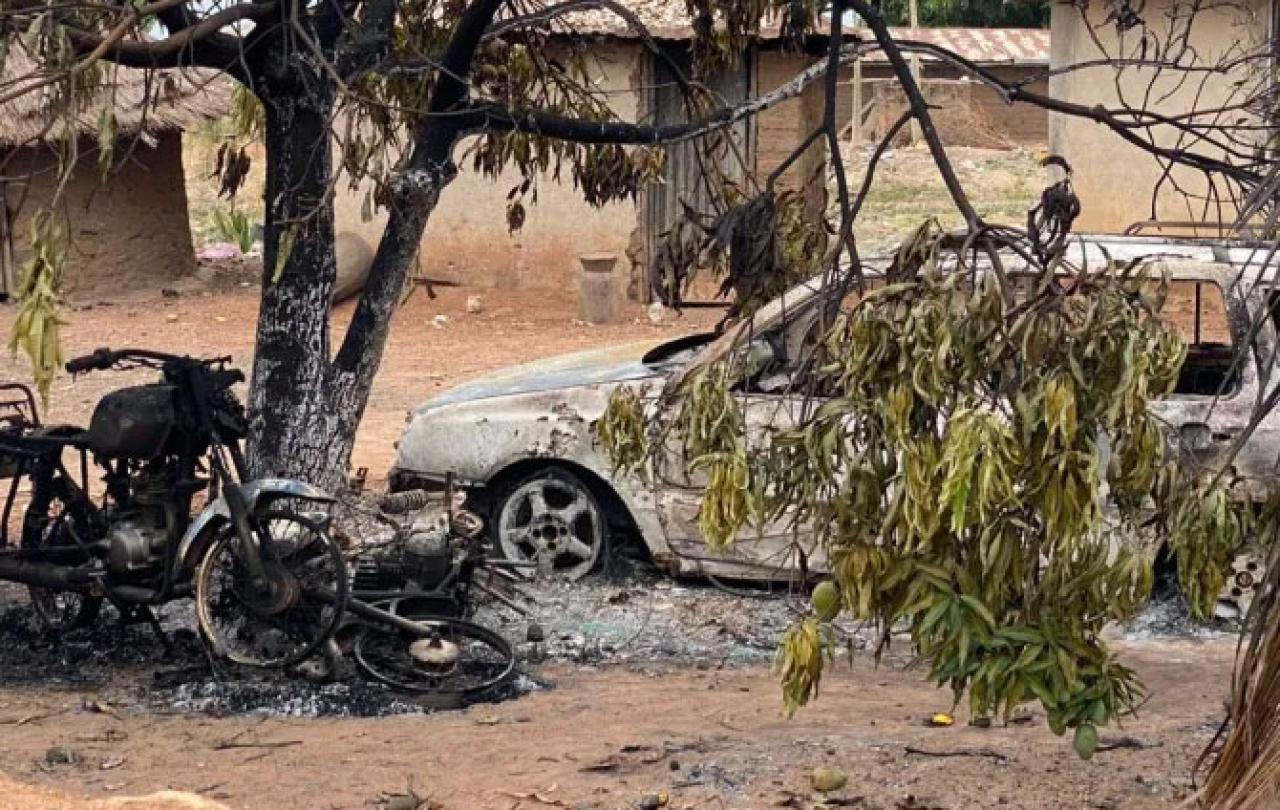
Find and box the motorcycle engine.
[107,520,168,575]
[352,512,459,593]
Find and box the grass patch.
[838,144,1044,257]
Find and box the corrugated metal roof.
[870,27,1049,66]
[558,3,1048,66]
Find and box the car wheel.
[1214,543,1266,621]
[493,468,605,581]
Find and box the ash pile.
[0,489,535,718]
[0,486,880,719]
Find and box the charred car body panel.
[391,238,1280,579]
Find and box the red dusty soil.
[0,640,1235,809]
[0,282,721,482]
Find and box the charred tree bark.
[246,57,350,490]
[325,163,455,488]
[247,117,454,491]
[244,1,496,492]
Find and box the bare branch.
[847,0,978,228]
[61,2,271,71]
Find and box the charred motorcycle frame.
[0,348,348,668]
[0,350,526,703]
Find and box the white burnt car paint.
[391,236,1280,595]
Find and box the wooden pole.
[0,180,12,301]
[850,58,863,146]
[909,0,923,144]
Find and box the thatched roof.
[0,50,231,148]
[560,0,794,40]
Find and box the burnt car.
[390,236,1280,613]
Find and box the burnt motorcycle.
[337,488,533,706]
[0,347,348,668]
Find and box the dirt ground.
[0,235,1242,809]
[0,639,1236,810]
[840,144,1045,256]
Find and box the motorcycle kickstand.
[129,606,173,657]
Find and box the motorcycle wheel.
[353,612,516,708]
[22,493,101,632]
[194,510,348,668]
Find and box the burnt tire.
[28,587,101,633]
[22,484,102,632]
[352,613,516,707]
[194,510,348,668]
[491,467,606,581]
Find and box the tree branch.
[847,0,978,229]
[312,0,363,50]
[463,49,857,145]
[823,2,861,283]
[334,0,511,375]
[483,0,602,39]
[0,0,186,104]
[63,2,270,72]
[333,0,397,79]
[889,39,1263,186]
[407,30,1264,200]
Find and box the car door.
[1147,267,1280,495]
[647,285,830,580]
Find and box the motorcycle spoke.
[352,616,516,700]
[195,511,347,669]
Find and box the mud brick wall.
[3,132,195,295]
[837,65,1048,146]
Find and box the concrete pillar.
[578,252,619,324]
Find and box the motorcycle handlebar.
[65,348,236,375]
[64,348,117,374]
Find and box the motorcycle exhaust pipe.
[105,583,191,604]
[0,556,92,592]
[0,557,193,603]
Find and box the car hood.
[414,341,668,412]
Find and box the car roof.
[756,234,1278,325]
[679,234,1275,381]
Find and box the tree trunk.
[244,1,491,493]
[246,67,458,493]
[245,72,352,492]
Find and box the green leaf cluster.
[639,225,1210,755]
[9,210,67,401]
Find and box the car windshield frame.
[672,252,1257,396]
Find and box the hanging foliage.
[652,187,829,320]
[9,210,67,401]
[602,225,1202,753]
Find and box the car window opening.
[1166,280,1238,397]
[728,274,1241,399]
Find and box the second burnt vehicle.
[389,235,1280,618]
[0,347,349,668]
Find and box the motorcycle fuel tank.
[88,384,177,459]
